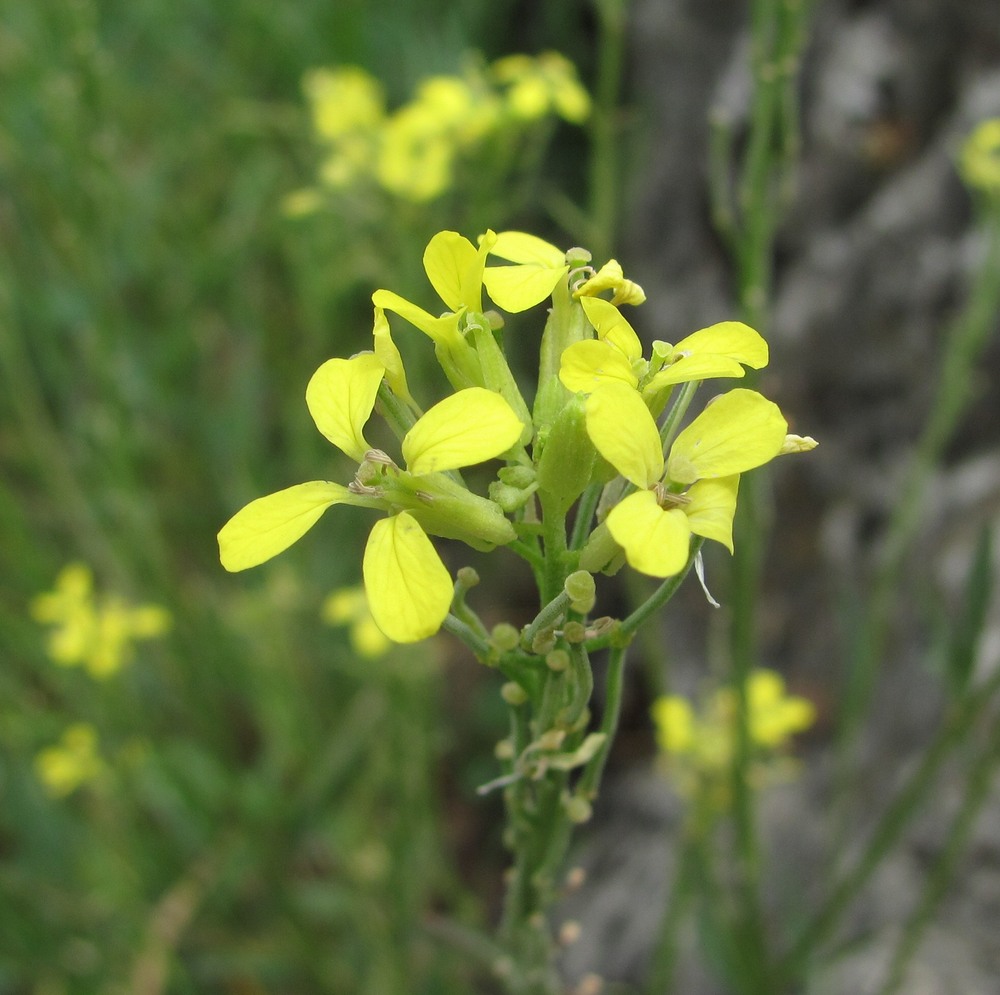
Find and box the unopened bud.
[562,621,587,644]
[563,793,593,823]
[494,738,515,760]
[546,649,570,672]
[537,729,566,751]
[456,566,480,589]
[491,622,520,652]
[501,682,529,706]
[564,570,596,614]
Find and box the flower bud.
[562,793,593,823]
[491,622,520,652]
[563,570,596,614]
[578,521,625,575]
[501,681,529,706]
[546,649,570,672]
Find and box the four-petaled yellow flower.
[31,563,171,679]
[218,353,522,643]
[585,384,790,577]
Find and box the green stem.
[587,0,628,261]
[576,643,628,800]
[832,213,1000,847]
[877,716,1000,995]
[586,539,705,654]
[569,481,602,551]
[442,613,492,662]
[778,667,1000,983]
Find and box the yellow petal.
[651,695,696,754]
[372,289,464,350]
[580,297,642,361]
[372,306,414,406]
[672,321,768,369]
[306,354,385,462]
[218,481,354,571]
[644,354,747,392]
[423,229,494,313]
[667,389,787,485]
[606,491,691,577]
[489,230,565,267]
[585,383,663,488]
[483,263,567,312]
[363,513,453,642]
[684,475,739,552]
[403,387,522,474]
[559,340,638,393]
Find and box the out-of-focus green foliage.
[0,0,581,990]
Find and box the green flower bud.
[563,570,596,614]
[491,622,520,652]
[536,392,596,514]
[501,681,529,706]
[546,649,570,672]
[562,621,587,643]
[468,317,533,444]
[562,793,593,823]
[499,465,536,488]
[578,521,625,575]
[397,473,516,550]
[489,480,536,513]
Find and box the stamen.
[363,449,396,467]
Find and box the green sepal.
[536,392,596,514]
[468,315,533,444]
[578,520,626,575]
[386,472,516,550]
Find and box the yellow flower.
[322,586,392,658]
[31,564,171,678]
[303,67,385,141]
[651,669,816,802]
[559,298,767,402]
[482,231,569,313]
[34,723,106,798]
[585,385,788,577]
[218,353,521,643]
[573,260,646,306]
[959,118,1000,196]
[492,51,591,124]
[377,103,457,202]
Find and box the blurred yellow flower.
[34,723,106,798]
[303,66,385,140]
[959,118,1000,196]
[298,53,590,205]
[321,586,392,658]
[492,51,591,123]
[651,669,816,803]
[31,563,171,679]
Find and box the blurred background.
[2,0,999,993]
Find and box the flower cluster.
[219,228,815,643]
[31,563,171,678]
[285,52,590,208]
[652,669,816,804]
